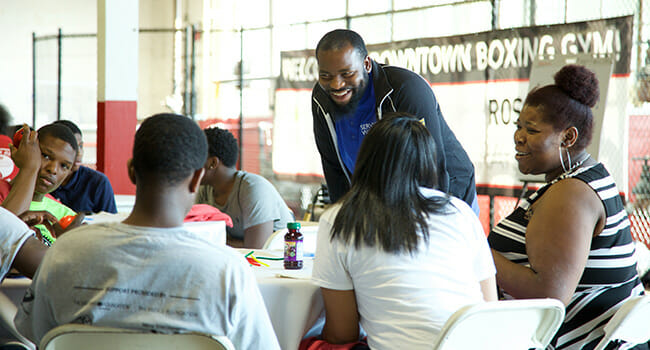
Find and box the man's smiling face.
[317,43,371,113]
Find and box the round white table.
[238,249,324,350]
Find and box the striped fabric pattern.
[488,163,644,350]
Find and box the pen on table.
[249,256,269,267]
[245,256,261,266]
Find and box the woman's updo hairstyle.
[523,64,599,150]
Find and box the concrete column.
[97,0,138,194]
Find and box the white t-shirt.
[15,222,280,350]
[312,188,496,350]
[0,207,33,279]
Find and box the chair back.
[593,294,650,350]
[40,324,235,350]
[432,298,565,350]
[0,290,35,350]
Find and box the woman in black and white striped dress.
[488,64,645,350]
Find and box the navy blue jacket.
[312,59,476,205]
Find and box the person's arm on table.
[11,237,47,279]
[18,210,56,245]
[2,210,53,278]
[52,212,85,239]
[2,126,41,215]
[226,236,244,248]
[321,288,360,344]
[491,179,603,305]
[243,221,274,249]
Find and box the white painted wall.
[138,0,175,119]
[0,0,96,126]
[0,0,204,164]
[0,0,202,125]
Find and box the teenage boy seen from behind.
[50,120,117,214]
[0,124,83,245]
[15,114,280,349]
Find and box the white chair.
[432,298,565,350]
[0,291,35,350]
[593,294,650,350]
[40,324,235,350]
[263,229,285,250]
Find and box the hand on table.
[18,210,57,243]
[54,213,86,238]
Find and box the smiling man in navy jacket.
[312,29,477,212]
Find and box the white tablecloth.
[238,249,324,350]
[0,249,323,350]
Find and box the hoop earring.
[559,145,569,173]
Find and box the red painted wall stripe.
[97,100,137,195]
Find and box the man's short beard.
[332,92,362,115]
[331,70,370,116]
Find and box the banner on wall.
[273,16,633,189]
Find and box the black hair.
[37,123,79,156]
[52,119,82,137]
[524,64,598,150]
[315,29,368,61]
[203,127,239,168]
[132,113,207,186]
[331,113,450,254]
